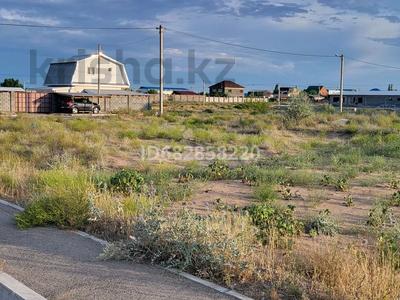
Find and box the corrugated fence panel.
[0,92,11,112]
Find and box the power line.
[0,22,155,30]
[347,56,400,70]
[167,28,336,58]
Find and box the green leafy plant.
[344,195,354,207]
[109,169,144,194]
[389,191,400,207]
[321,174,333,186]
[248,203,303,239]
[335,177,349,192]
[207,160,231,180]
[304,209,338,236]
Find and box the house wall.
[329,95,400,107]
[73,56,129,87]
[224,87,244,97]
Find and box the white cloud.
[0,8,59,25]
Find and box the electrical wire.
[0,22,155,30]
[347,56,400,70]
[167,28,337,58]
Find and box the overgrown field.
[1,98,400,299]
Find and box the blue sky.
[1,0,400,91]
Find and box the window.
[333,97,339,103]
[357,97,363,104]
[108,67,112,72]
[88,67,96,74]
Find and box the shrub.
[389,191,400,207]
[378,225,400,267]
[367,202,395,227]
[248,203,302,239]
[109,169,144,194]
[304,209,338,236]
[207,160,232,180]
[103,210,260,284]
[284,93,313,125]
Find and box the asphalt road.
[0,202,231,300]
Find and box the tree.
[0,78,23,88]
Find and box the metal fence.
[0,92,151,113]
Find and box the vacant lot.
[1,100,400,299]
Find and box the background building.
[44,52,130,93]
[209,80,244,97]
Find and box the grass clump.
[16,168,91,229]
[254,184,278,202]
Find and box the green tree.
[0,78,24,88]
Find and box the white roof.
[0,87,24,92]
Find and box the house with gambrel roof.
[44,51,130,93]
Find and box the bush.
[284,93,313,125]
[378,225,400,267]
[248,203,302,239]
[103,210,260,284]
[304,209,338,236]
[109,169,144,194]
[207,160,232,180]
[367,202,395,227]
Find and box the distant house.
[247,90,273,98]
[137,86,192,95]
[172,90,198,95]
[328,90,400,108]
[209,80,244,97]
[44,51,130,93]
[273,85,300,100]
[305,86,329,98]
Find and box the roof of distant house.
[210,80,244,89]
[329,90,400,96]
[138,86,189,92]
[0,87,24,92]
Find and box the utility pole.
[339,54,344,113]
[203,80,206,103]
[278,83,281,105]
[97,44,101,95]
[158,25,164,116]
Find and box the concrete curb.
[0,272,46,300]
[0,199,254,300]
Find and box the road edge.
[0,272,46,300]
[0,199,254,300]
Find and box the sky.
[1,0,400,92]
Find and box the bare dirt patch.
[173,180,254,214]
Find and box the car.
[60,98,101,114]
